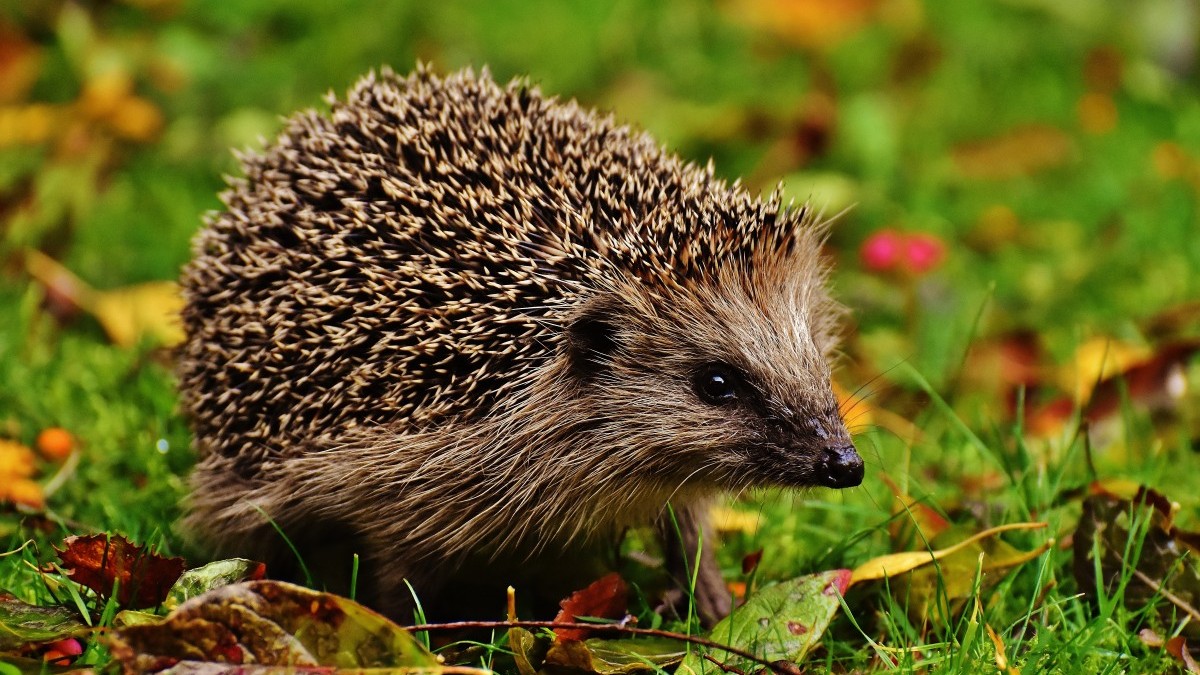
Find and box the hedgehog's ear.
[565,300,620,380]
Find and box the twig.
[402,619,792,674]
[1130,566,1200,624]
[704,653,747,675]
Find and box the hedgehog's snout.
[817,443,864,489]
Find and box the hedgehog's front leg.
[657,501,731,626]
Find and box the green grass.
[3,0,1200,671]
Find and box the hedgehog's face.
[563,271,863,493]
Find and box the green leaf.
[509,626,546,675]
[677,570,850,675]
[107,580,439,670]
[0,594,88,651]
[165,558,266,608]
[543,637,687,674]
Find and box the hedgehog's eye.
[693,364,739,405]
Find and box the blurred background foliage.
[2,0,1200,611]
[4,0,1199,369]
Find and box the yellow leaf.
[0,439,36,478]
[850,521,1048,585]
[986,622,1020,674]
[79,70,134,122]
[91,281,185,348]
[26,249,184,347]
[0,477,44,509]
[1061,337,1149,402]
[0,104,63,147]
[710,505,761,535]
[109,96,163,142]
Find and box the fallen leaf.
[1084,46,1123,92]
[883,524,1055,623]
[741,549,764,576]
[1030,338,1198,439]
[79,71,135,122]
[1074,483,1200,637]
[1062,337,1151,403]
[553,572,629,641]
[1082,339,1198,426]
[544,637,686,675]
[90,281,186,348]
[1140,627,1165,648]
[509,626,547,675]
[834,380,920,441]
[0,593,88,650]
[106,580,441,671]
[40,637,84,666]
[985,622,1017,675]
[55,533,186,609]
[1168,636,1200,673]
[677,569,850,674]
[0,477,44,509]
[0,439,36,478]
[851,521,1048,584]
[26,249,184,347]
[710,506,762,535]
[165,558,268,609]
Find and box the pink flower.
[903,232,946,274]
[860,228,947,276]
[43,638,84,664]
[859,229,904,271]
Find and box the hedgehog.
[178,65,863,625]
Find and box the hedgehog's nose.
[818,444,864,488]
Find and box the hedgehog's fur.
[179,65,862,623]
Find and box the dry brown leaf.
[985,622,1018,675]
[55,533,186,609]
[1168,636,1200,673]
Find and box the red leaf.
[1167,636,1200,674]
[55,534,186,609]
[742,549,764,576]
[552,572,629,642]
